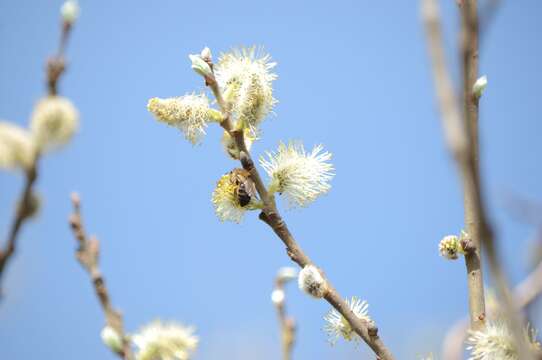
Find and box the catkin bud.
[271,288,285,305]
[439,235,462,260]
[298,265,327,298]
[100,326,123,353]
[200,47,212,62]
[60,0,80,24]
[472,75,488,98]
[189,54,213,78]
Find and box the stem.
[459,0,486,332]
[0,161,39,294]
[68,193,133,360]
[273,278,296,360]
[423,0,531,357]
[206,73,395,359]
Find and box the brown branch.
[0,162,38,294]
[423,0,532,358]
[68,193,133,359]
[205,73,395,359]
[273,276,296,360]
[47,20,73,95]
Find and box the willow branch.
[47,18,73,95]
[0,162,38,294]
[423,0,531,357]
[273,277,296,360]
[204,74,395,359]
[68,193,133,360]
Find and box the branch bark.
[204,73,395,359]
[0,163,38,294]
[68,193,133,360]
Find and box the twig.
[0,163,38,294]
[422,0,531,357]
[68,193,133,360]
[47,18,73,95]
[203,73,395,359]
[273,276,296,360]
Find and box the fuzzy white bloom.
[271,288,285,305]
[439,235,463,260]
[214,47,277,133]
[188,54,212,78]
[277,266,298,283]
[211,169,260,223]
[147,94,216,145]
[30,96,78,151]
[466,321,541,360]
[61,0,80,24]
[132,320,198,360]
[0,122,35,170]
[324,296,370,344]
[260,141,334,207]
[473,75,488,98]
[298,265,327,298]
[220,129,255,160]
[100,326,123,353]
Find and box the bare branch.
[273,275,296,360]
[0,163,39,294]
[68,193,133,360]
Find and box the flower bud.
[271,288,285,305]
[472,75,488,98]
[298,265,327,298]
[100,326,123,353]
[221,129,254,160]
[189,54,213,78]
[61,0,80,24]
[200,47,212,62]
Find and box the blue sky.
[1,1,541,359]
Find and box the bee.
[230,168,257,207]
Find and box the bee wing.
[245,177,258,200]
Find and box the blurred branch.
[204,70,395,359]
[0,163,38,294]
[69,193,133,360]
[273,273,297,360]
[422,0,531,357]
[0,9,76,297]
[47,17,74,95]
[442,257,542,360]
